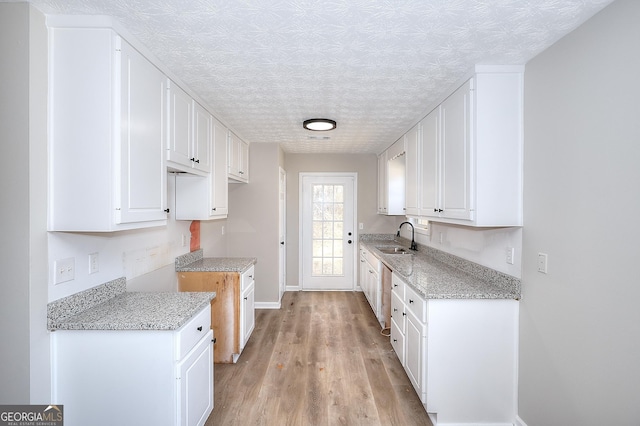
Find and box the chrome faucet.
[396,221,418,251]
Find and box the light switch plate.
[54,257,75,284]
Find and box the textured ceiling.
[21,0,613,154]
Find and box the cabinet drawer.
[241,265,255,291]
[390,320,405,365]
[175,304,211,360]
[405,285,427,324]
[390,291,405,333]
[365,250,379,270]
[391,273,406,300]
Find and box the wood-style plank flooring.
[206,291,433,426]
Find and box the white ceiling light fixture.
[303,119,336,131]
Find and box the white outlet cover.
[537,253,548,274]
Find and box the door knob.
[280,241,285,245]
[348,240,352,244]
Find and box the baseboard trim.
[255,301,281,309]
[515,416,528,426]
[286,285,300,292]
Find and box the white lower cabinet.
[390,273,518,425]
[240,265,256,350]
[389,287,405,364]
[359,246,383,327]
[52,305,213,426]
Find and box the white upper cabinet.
[167,82,211,175]
[228,131,249,183]
[377,152,388,214]
[419,108,439,216]
[193,101,213,173]
[440,79,473,221]
[175,117,229,220]
[211,119,229,215]
[417,65,524,227]
[378,137,406,215]
[404,123,421,216]
[48,23,167,231]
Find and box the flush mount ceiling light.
[303,118,336,131]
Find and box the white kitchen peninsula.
[48,278,215,426]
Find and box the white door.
[279,167,287,301]
[300,173,356,290]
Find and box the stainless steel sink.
[376,246,413,255]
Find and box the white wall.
[48,175,193,300]
[405,223,522,278]
[519,0,640,424]
[1,2,35,404]
[226,143,282,304]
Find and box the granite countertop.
[175,249,256,273]
[48,277,215,331]
[360,234,520,300]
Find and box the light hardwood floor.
[206,291,433,426]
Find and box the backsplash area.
[397,222,522,279]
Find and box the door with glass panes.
[300,174,356,290]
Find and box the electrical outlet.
[359,222,364,230]
[221,226,225,235]
[89,253,99,274]
[538,253,548,274]
[506,247,515,265]
[54,258,75,284]
[181,234,188,247]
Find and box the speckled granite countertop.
[175,249,256,273]
[48,277,215,331]
[360,234,520,300]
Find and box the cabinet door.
[386,137,406,215]
[211,119,229,216]
[118,41,167,224]
[168,83,193,169]
[405,310,426,402]
[228,132,241,179]
[193,102,212,173]
[359,250,367,288]
[239,139,249,180]
[241,284,255,349]
[405,123,420,216]
[178,331,214,426]
[420,108,440,217]
[370,269,380,320]
[440,80,473,220]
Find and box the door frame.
[298,172,358,291]
[278,167,286,302]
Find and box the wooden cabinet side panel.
[178,272,241,363]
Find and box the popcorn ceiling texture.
[27,0,612,154]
